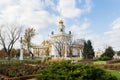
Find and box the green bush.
[99,46,115,61]
[99,56,111,61]
[37,61,117,80]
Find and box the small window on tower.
[69,31,71,34]
[60,29,63,32]
[51,31,54,34]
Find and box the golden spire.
[60,8,62,20]
[59,8,63,24]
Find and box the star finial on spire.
[60,8,62,19]
[59,8,63,24]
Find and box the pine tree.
[87,40,95,59]
[83,41,88,59]
[83,40,95,59]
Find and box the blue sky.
[90,0,120,33]
[0,0,120,51]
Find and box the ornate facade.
[32,17,84,58]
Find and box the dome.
[59,18,63,24]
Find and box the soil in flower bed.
[106,59,120,64]
[95,64,120,70]
[0,74,41,80]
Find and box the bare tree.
[23,28,35,59]
[72,39,85,57]
[52,39,64,57]
[0,24,22,60]
[66,38,73,57]
[51,36,72,57]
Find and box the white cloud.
[44,0,56,10]
[57,0,92,18]
[66,18,108,51]
[0,0,93,49]
[19,10,57,31]
[68,17,120,51]
[67,20,91,40]
[111,18,120,30]
[67,20,106,51]
[85,34,107,51]
[84,17,120,51]
[0,0,57,30]
[83,0,92,13]
[32,34,44,46]
[0,0,57,49]
[57,0,81,18]
[104,17,120,50]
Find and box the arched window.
[60,29,63,32]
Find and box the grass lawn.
[107,70,120,79]
[71,57,81,61]
[93,61,106,64]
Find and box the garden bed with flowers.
[0,60,48,80]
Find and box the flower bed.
[95,64,120,70]
[0,65,45,77]
[0,60,48,79]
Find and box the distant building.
[95,51,103,58]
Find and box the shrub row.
[37,61,117,80]
[106,59,120,64]
[99,56,112,61]
[78,59,96,64]
[0,60,42,65]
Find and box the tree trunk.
[7,53,11,66]
[27,43,34,59]
[7,53,11,60]
[30,51,34,59]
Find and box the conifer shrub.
[37,61,117,80]
[99,56,111,61]
[99,46,115,61]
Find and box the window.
[60,29,63,32]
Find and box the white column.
[51,44,56,57]
[65,45,67,58]
[20,37,23,60]
[79,50,82,59]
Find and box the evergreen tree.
[83,41,88,59]
[87,40,95,59]
[100,46,115,60]
[83,40,95,59]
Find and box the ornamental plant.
[37,61,117,80]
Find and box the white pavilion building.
[32,17,84,58]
